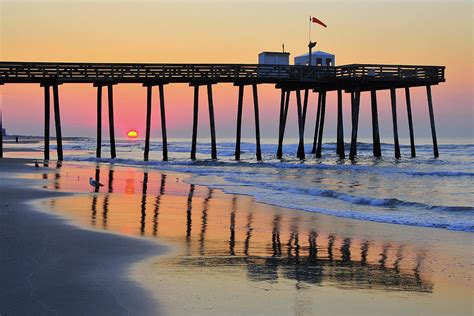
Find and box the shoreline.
[0,158,166,315]
[71,156,473,234]
[1,158,472,315]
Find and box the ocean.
[13,137,474,233]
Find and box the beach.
[0,158,165,315]
[1,157,472,315]
[2,0,472,314]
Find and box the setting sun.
[127,130,138,138]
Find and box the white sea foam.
[55,138,474,233]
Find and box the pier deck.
[0,62,444,89]
[0,61,446,162]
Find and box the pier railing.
[336,64,445,81]
[0,62,336,83]
[0,62,444,85]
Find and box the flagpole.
[308,16,316,66]
[309,16,311,42]
[308,16,311,66]
[308,16,326,66]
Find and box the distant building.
[258,52,290,65]
[294,51,335,66]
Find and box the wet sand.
[0,159,165,315]
[1,158,473,315]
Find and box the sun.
[127,130,138,138]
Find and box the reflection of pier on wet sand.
[38,164,433,294]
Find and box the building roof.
[259,51,291,56]
[295,51,334,58]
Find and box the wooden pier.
[0,62,445,161]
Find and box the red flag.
[311,16,327,28]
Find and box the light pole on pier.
[308,41,317,66]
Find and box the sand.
[1,158,473,315]
[0,159,166,315]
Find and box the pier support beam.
[96,85,102,158]
[390,87,401,159]
[190,83,217,160]
[144,85,152,161]
[159,84,168,161]
[43,85,50,160]
[426,85,439,158]
[276,89,285,159]
[297,89,309,155]
[107,85,116,159]
[277,90,290,159]
[252,84,262,161]
[302,89,309,126]
[371,89,381,157]
[0,101,3,158]
[315,91,327,158]
[349,90,361,161]
[207,84,217,160]
[405,87,416,157]
[311,91,322,154]
[52,84,63,161]
[296,90,305,160]
[336,89,345,159]
[235,85,244,160]
[191,85,199,160]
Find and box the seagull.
[89,177,104,188]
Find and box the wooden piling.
[276,89,285,159]
[191,85,199,160]
[235,85,244,160]
[52,85,63,161]
[297,89,309,156]
[390,87,401,159]
[302,89,309,126]
[277,90,290,159]
[107,85,116,159]
[96,85,102,158]
[0,105,3,158]
[371,89,381,157]
[44,85,50,160]
[207,84,217,160]
[311,92,322,154]
[426,85,439,158]
[351,92,355,132]
[144,85,152,161]
[283,90,290,129]
[315,91,327,158]
[405,87,416,157]
[336,89,345,159]
[159,84,168,161]
[349,90,361,160]
[296,90,305,160]
[252,84,262,161]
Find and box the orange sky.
[1,0,473,140]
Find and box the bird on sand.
[89,177,104,188]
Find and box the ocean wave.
[61,138,474,177]
[183,176,474,233]
[66,154,474,179]
[62,141,474,233]
[213,176,474,212]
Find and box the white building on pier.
[294,51,335,66]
